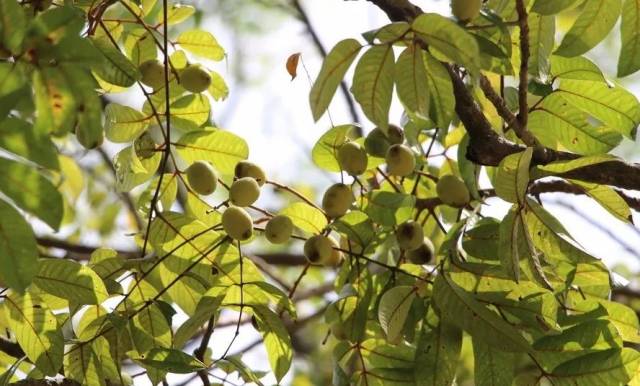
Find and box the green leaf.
[556,79,640,138]
[412,13,480,73]
[498,207,523,281]
[61,68,104,149]
[423,52,455,129]
[533,320,623,368]
[176,30,224,61]
[174,294,223,348]
[493,147,533,205]
[532,0,581,15]
[281,202,327,234]
[138,348,206,373]
[527,12,555,78]
[113,145,161,192]
[569,179,631,222]
[332,210,375,248]
[351,45,395,130]
[0,0,25,54]
[360,339,415,369]
[4,292,64,376]
[252,306,292,382]
[309,39,362,121]
[555,0,622,57]
[432,274,533,353]
[162,4,195,25]
[311,124,358,172]
[169,94,211,129]
[0,157,63,230]
[529,93,622,155]
[365,190,415,227]
[92,37,140,88]
[569,299,640,343]
[64,344,105,386]
[473,339,515,386]
[0,200,38,292]
[415,314,462,386]
[0,62,26,98]
[548,348,640,386]
[619,0,640,77]
[32,67,77,136]
[174,129,248,175]
[536,154,616,175]
[0,118,59,170]
[208,70,228,101]
[105,103,150,143]
[33,259,109,305]
[550,55,606,82]
[395,45,429,118]
[378,286,417,344]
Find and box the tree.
[2,0,640,384]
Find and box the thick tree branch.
[366,0,640,192]
[515,0,530,134]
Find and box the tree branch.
[365,0,640,192]
[515,0,531,135]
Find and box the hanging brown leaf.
[286,52,301,80]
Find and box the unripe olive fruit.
[304,235,341,266]
[186,161,218,195]
[322,183,355,218]
[179,65,211,93]
[338,142,368,176]
[385,144,415,176]
[235,161,266,186]
[436,174,470,208]
[229,177,261,207]
[364,125,405,157]
[451,0,482,22]
[222,206,253,241]
[395,220,424,251]
[265,215,293,244]
[325,236,343,267]
[139,60,165,89]
[406,238,435,264]
[134,131,156,159]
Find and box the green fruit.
[229,177,260,207]
[186,161,218,195]
[235,161,267,186]
[406,238,435,264]
[134,131,156,159]
[385,144,415,176]
[265,215,293,244]
[322,183,354,218]
[179,65,211,93]
[395,221,423,251]
[364,125,404,157]
[451,0,482,21]
[139,60,166,89]
[304,235,333,263]
[436,174,470,208]
[222,206,253,240]
[325,236,343,267]
[338,142,368,176]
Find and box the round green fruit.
[364,125,405,157]
[385,144,415,176]
[338,141,368,176]
[436,174,470,208]
[395,221,424,251]
[451,0,482,22]
[179,65,211,93]
[304,235,333,263]
[235,161,266,186]
[406,238,435,264]
[134,131,156,159]
[186,161,218,196]
[222,206,253,241]
[322,183,354,218]
[229,177,261,207]
[265,215,293,244]
[139,60,165,89]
